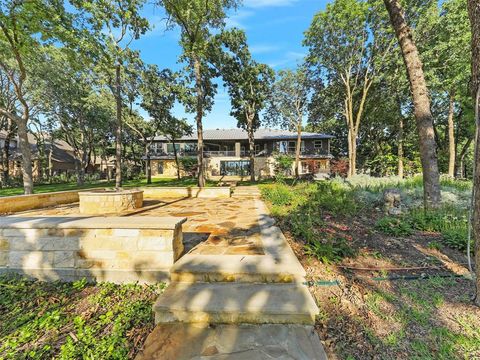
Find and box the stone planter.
[79,189,143,214]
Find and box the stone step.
[170,254,306,283]
[153,282,319,325]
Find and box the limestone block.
[53,251,75,267]
[112,229,140,237]
[137,236,171,251]
[0,239,9,251]
[10,251,54,268]
[0,251,8,266]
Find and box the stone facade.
[0,216,186,283]
[78,189,144,214]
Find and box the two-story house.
[148,128,334,179]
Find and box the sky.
[130,0,329,129]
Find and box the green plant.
[304,236,356,263]
[375,216,413,237]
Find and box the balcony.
[148,148,330,158]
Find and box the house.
[0,132,77,179]
[148,128,334,179]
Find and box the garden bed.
[261,176,480,359]
[0,276,165,359]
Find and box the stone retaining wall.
[79,190,144,214]
[142,187,231,198]
[0,216,186,283]
[0,190,88,214]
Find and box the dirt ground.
[283,209,480,360]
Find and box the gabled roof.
[153,128,333,141]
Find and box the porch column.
[235,142,241,157]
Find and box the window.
[166,143,181,153]
[288,141,304,153]
[157,161,164,175]
[314,140,325,152]
[220,160,250,176]
[184,143,197,153]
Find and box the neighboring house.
[0,132,77,179]
[148,128,334,179]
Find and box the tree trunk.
[467,0,480,307]
[145,144,152,185]
[172,139,181,180]
[458,138,472,178]
[16,119,33,194]
[448,92,456,178]
[115,62,122,189]
[398,116,404,178]
[295,122,302,178]
[384,0,441,208]
[347,128,353,178]
[2,120,12,184]
[193,56,205,187]
[246,113,255,182]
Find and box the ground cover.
[261,175,480,359]
[0,276,165,359]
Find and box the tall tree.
[383,0,441,208]
[0,0,71,194]
[427,0,471,178]
[74,0,149,188]
[267,67,309,178]
[159,0,239,187]
[139,64,189,182]
[304,0,378,177]
[215,28,273,182]
[467,0,480,307]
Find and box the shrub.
[261,183,295,206]
[304,236,356,264]
[375,216,413,237]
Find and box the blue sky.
[131,0,328,129]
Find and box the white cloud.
[243,0,299,8]
[268,51,306,68]
[225,10,254,29]
[250,44,281,54]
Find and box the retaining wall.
[0,216,186,283]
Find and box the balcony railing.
[149,148,330,157]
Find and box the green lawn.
[0,177,218,197]
[0,275,165,359]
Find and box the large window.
[166,143,181,153]
[220,160,250,176]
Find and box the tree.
[467,0,480,306]
[383,0,441,208]
[74,0,149,188]
[305,0,384,178]
[426,0,471,178]
[0,1,71,194]
[0,71,17,185]
[268,67,309,178]
[215,28,273,182]
[138,64,185,182]
[159,0,239,187]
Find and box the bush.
[261,183,295,206]
[304,236,356,264]
[375,216,413,237]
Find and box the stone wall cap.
[0,216,186,230]
[0,188,103,200]
[78,189,144,196]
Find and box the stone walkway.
[136,188,326,359]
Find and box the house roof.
[152,128,333,142]
[0,131,76,163]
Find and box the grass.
[0,275,165,359]
[0,177,218,197]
